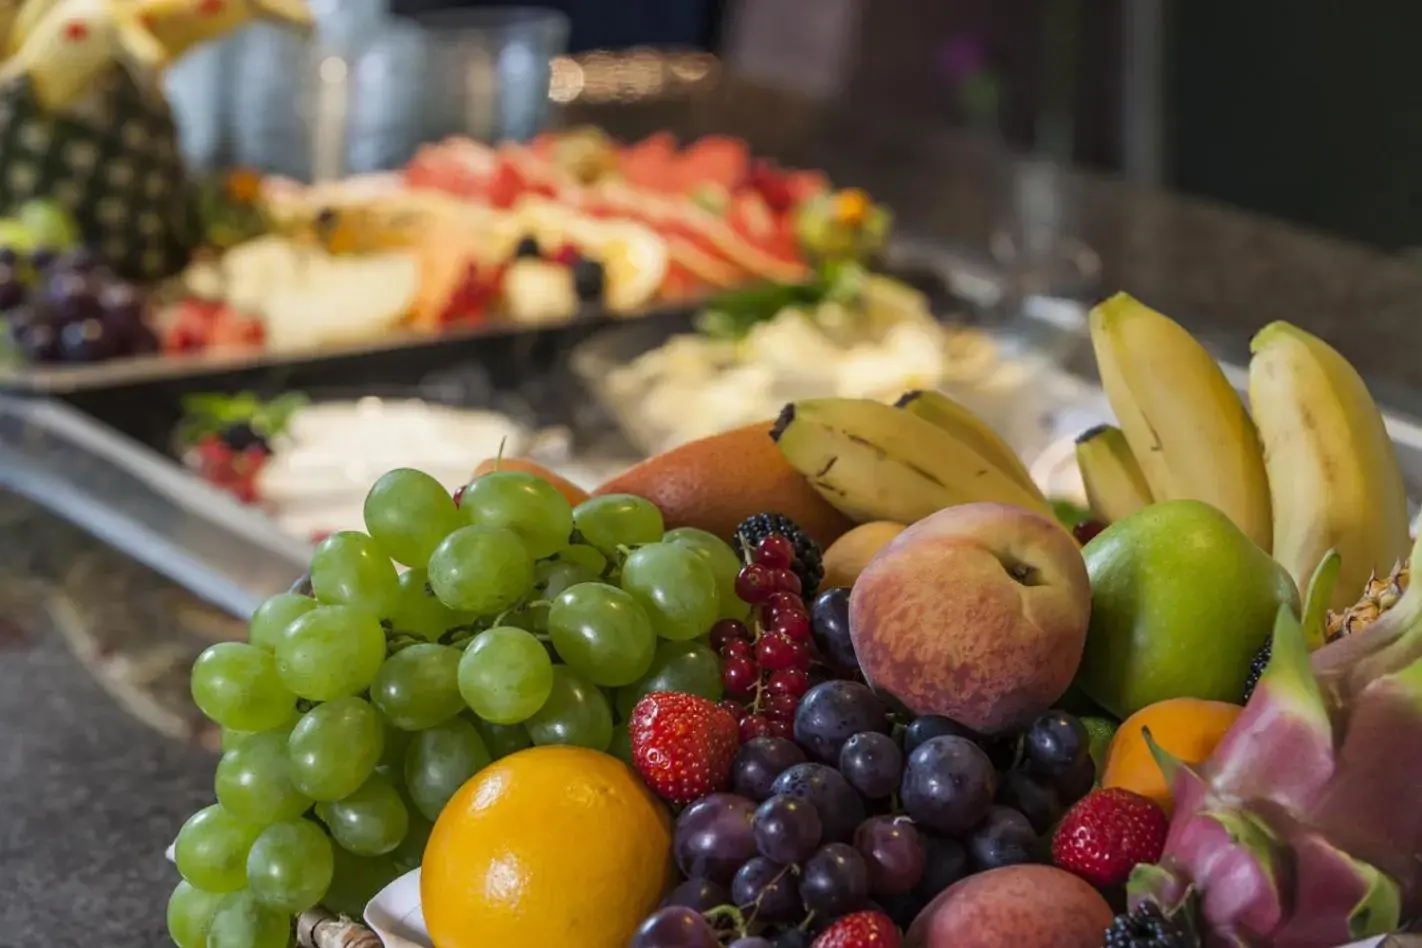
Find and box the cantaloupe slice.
[261,252,420,353]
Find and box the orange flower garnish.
[225,168,262,204]
[833,188,870,227]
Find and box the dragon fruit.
[1127,546,1420,947]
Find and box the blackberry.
[220,421,269,453]
[1104,902,1195,948]
[733,513,824,596]
[1241,639,1271,703]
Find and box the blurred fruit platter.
[164,289,1422,948]
[0,128,889,390]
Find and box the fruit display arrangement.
[164,289,1421,948]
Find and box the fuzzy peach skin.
[849,503,1091,735]
[906,865,1115,948]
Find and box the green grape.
[376,719,413,775]
[219,710,298,754]
[364,468,463,568]
[607,722,633,765]
[427,526,534,615]
[620,543,719,640]
[191,642,295,732]
[246,818,334,913]
[521,558,600,632]
[205,891,290,948]
[616,638,725,718]
[663,526,749,620]
[167,880,226,948]
[247,592,316,651]
[316,772,409,856]
[370,643,464,731]
[526,666,614,751]
[555,543,609,576]
[572,494,664,557]
[324,850,401,918]
[404,718,492,822]
[310,531,399,616]
[275,605,386,701]
[390,569,469,640]
[287,697,384,801]
[174,804,261,892]
[215,728,311,825]
[471,716,532,760]
[460,470,575,559]
[391,812,433,874]
[548,582,656,687]
[456,626,553,724]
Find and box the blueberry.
[573,258,605,302]
[514,235,540,259]
[1023,711,1088,776]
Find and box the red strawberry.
[1051,787,1169,887]
[629,692,738,805]
[812,910,900,948]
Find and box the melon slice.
[261,252,420,353]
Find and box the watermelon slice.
[620,132,679,192]
[674,135,750,194]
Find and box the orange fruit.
[471,457,590,507]
[595,421,854,549]
[1102,698,1243,813]
[421,746,673,948]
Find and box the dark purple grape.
[0,248,16,266]
[799,842,869,918]
[1052,752,1096,805]
[900,736,996,837]
[11,316,58,362]
[674,794,758,885]
[876,891,925,930]
[838,732,903,800]
[732,738,808,802]
[661,878,730,912]
[773,932,811,948]
[44,272,100,324]
[914,835,969,901]
[982,734,1021,772]
[967,805,1037,871]
[57,317,115,362]
[631,906,720,948]
[753,795,822,864]
[793,681,888,764]
[124,322,159,355]
[29,248,56,271]
[730,938,774,948]
[904,715,979,754]
[1023,711,1087,777]
[0,269,23,311]
[852,816,925,896]
[995,769,1062,834]
[809,587,857,673]
[730,856,801,923]
[56,247,100,273]
[770,763,865,843]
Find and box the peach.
[849,503,1090,735]
[905,865,1114,948]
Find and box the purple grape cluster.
[2,248,157,364]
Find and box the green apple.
[1076,499,1297,718]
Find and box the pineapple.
[0,0,312,281]
[1326,559,1411,641]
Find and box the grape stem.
[294,907,382,948]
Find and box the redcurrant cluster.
[712,534,815,743]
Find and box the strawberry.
[629,692,738,805]
[1051,787,1169,887]
[812,910,900,948]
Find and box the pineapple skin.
[1326,559,1411,641]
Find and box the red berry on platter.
[784,639,811,671]
[736,564,776,604]
[721,656,758,697]
[754,534,794,569]
[772,610,812,642]
[766,668,810,698]
[755,633,799,671]
[766,718,794,739]
[762,693,799,722]
[718,700,746,722]
[1072,519,1107,545]
[709,618,751,651]
[739,714,771,742]
[764,591,805,616]
[629,692,739,805]
[1051,787,1169,888]
[771,568,802,595]
[812,910,901,948]
[720,639,752,661]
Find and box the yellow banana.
[895,389,1046,503]
[1090,293,1273,550]
[1248,321,1410,609]
[771,398,1054,524]
[1074,424,1153,523]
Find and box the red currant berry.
[763,693,799,722]
[721,656,758,697]
[718,699,747,722]
[764,591,805,617]
[771,568,802,595]
[1073,519,1107,545]
[735,564,776,604]
[739,714,771,742]
[785,640,811,670]
[720,638,753,661]
[755,633,799,671]
[766,718,794,739]
[772,610,812,642]
[709,618,751,651]
[766,668,810,698]
[753,535,794,569]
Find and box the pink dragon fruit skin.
[1128,547,1417,945]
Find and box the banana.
[1074,424,1153,523]
[1247,321,1410,610]
[895,389,1046,503]
[771,398,1054,524]
[1091,292,1273,550]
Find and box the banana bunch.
[771,390,1052,525]
[1074,424,1152,523]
